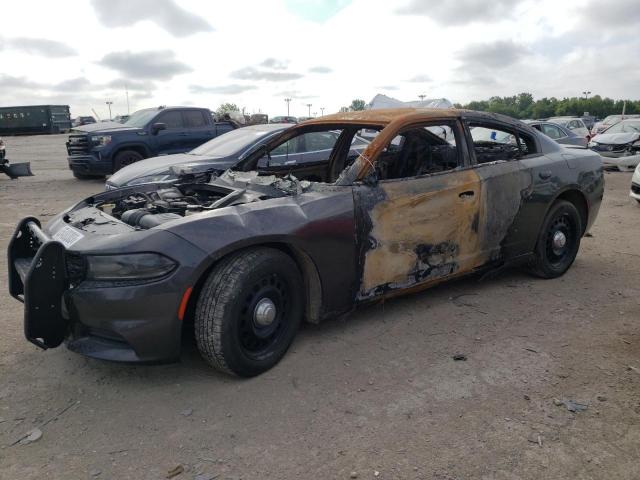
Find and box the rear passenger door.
[464,120,536,260]
[183,110,215,150]
[153,110,188,155]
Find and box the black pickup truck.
[66,106,237,179]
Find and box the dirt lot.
[1,134,639,480]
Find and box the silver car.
[589,119,640,171]
[547,117,590,139]
[524,121,588,147]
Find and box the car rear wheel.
[114,150,144,171]
[195,248,303,377]
[528,200,582,279]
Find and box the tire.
[72,171,105,180]
[114,150,144,171]
[195,248,304,377]
[528,200,582,279]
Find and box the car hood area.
[106,153,231,187]
[592,132,640,145]
[71,123,142,134]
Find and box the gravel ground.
[1,134,639,480]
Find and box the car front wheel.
[528,200,582,279]
[195,248,304,377]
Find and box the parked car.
[589,118,640,171]
[66,106,237,179]
[524,120,588,147]
[249,114,268,125]
[270,116,298,124]
[72,116,97,127]
[107,124,370,189]
[592,114,640,135]
[547,117,591,139]
[8,109,603,377]
[629,163,640,203]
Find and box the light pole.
[418,94,426,102]
[284,98,291,116]
[105,101,113,120]
[320,107,325,116]
[582,91,591,100]
[306,103,312,117]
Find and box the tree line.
[453,93,640,120]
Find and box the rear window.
[184,110,207,128]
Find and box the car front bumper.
[597,152,640,171]
[68,154,113,176]
[8,218,202,363]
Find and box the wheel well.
[181,243,323,326]
[114,146,148,160]
[556,189,588,234]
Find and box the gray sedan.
[524,121,588,147]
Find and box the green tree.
[349,99,366,111]
[216,103,239,116]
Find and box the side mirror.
[151,122,167,135]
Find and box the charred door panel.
[472,160,534,261]
[354,169,484,299]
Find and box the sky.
[0,0,638,118]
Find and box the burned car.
[8,109,603,377]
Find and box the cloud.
[52,77,94,92]
[260,58,289,70]
[274,90,319,99]
[0,74,44,90]
[455,40,530,69]
[105,78,156,92]
[376,85,399,91]
[91,0,213,37]
[406,74,431,83]
[231,66,303,82]
[0,36,76,57]
[396,0,525,25]
[309,65,333,74]
[189,84,257,94]
[582,0,640,29]
[99,50,192,80]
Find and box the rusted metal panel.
[355,169,485,298]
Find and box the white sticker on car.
[53,225,84,248]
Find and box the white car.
[630,163,640,203]
[589,119,640,171]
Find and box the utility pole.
[320,107,325,116]
[105,101,113,120]
[284,98,291,116]
[306,103,312,117]
[418,94,426,102]
[582,91,591,100]
[125,85,130,115]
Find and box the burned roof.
[303,108,525,128]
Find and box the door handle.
[459,190,475,199]
[539,171,552,180]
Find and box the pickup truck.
[66,106,236,179]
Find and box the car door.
[182,110,215,150]
[464,119,537,260]
[153,110,188,155]
[352,120,485,299]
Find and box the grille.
[66,134,90,155]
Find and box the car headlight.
[86,253,177,281]
[91,135,112,146]
[125,172,176,186]
[588,141,599,148]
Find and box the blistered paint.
[359,168,485,297]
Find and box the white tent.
[367,93,453,110]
